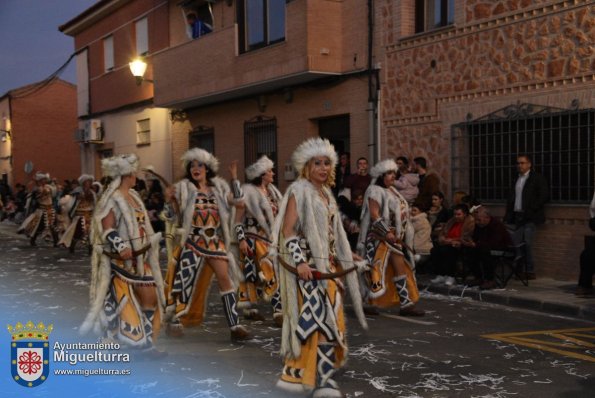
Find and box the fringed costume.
[18,172,58,246]
[358,160,422,313]
[59,175,97,253]
[163,148,247,340]
[80,154,165,353]
[272,138,367,398]
[234,156,284,324]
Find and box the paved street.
[0,224,593,398]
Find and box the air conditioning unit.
[85,119,103,142]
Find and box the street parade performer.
[80,154,166,358]
[18,171,59,246]
[358,159,425,316]
[163,148,249,341]
[233,155,284,326]
[58,174,97,253]
[271,137,368,397]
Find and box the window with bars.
[451,104,595,204]
[189,126,215,154]
[244,116,277,182]
[136,118,151,146]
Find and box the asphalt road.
[0,225,593,398]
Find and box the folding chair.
[491,243,528,288]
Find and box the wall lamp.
[129,58,154,85]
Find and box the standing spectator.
[339,189,364,251]
[504,154,548,280]
[465,208,512,289]
[333,152,351,197]
[0,177,13,205]
[576,190,595,296]
[410,202,433,272]
[135,178,148,202]
[344,156,372,196]
[430,204,475,286]
[413,157,440,211]
[394,156,419,203]
[14,183,27,222]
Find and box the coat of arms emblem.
[7,321,53,387]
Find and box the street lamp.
[0,129,11,143]
[129,58,154,85]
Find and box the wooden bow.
[278,256,358,280]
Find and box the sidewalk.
[417,274,595,321]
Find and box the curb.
[418,282,595,321]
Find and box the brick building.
[0,79,80,186]
[60,0,173,181]
[152,0,379,189]
[379,0,595,280]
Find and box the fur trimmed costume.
[18,179,58,246]
[358,162,421,311]
[80,185,164,349]
[272,178,367,396]
[234,182,283,321]
[58,186,97,253]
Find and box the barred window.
[244,116,277,182]
[189,126,214,154]
[451,104,595,204]
[136,118,151,146]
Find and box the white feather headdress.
[35,172,50,181]
[291,137,337,174]
[101,153,139,178]
[181,148,219,172]
[78,174,94,185]
[245,155,274,181]
[370,159,398,179]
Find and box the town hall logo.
[7,321,53,387]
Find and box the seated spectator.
[465,207,512,290]
[394,156,419,203]
[430,204,475,286]
[410,203,433,272]
[186,12,212,39]
[577,191,595,296]
[428,191,449,242]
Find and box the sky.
[0,0,98,95]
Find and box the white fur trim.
[78,174,94,185]
[276,379,307,394]
[370,159,398,179]
[101,154,139,178]
[245,155,274,181]
[291,138,337,174]
[35,172,50,181]
[181,148,219,172]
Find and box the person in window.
[358,159,425,316]
[163,148,249,342]
[80,154,166,359]
[272,138,367,397]
[186,12,212,39]
[233,155,284,327]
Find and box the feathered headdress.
[245,155,274,181]
[370,159,398,180]
[78,174,94,185]
[181,148,219,172]
[291,137,337,174]
[35,172,50,181]
[101,154,139,178]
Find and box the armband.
[234,223,246,242]
[285,236,307,266]
[104,229,129,253]
[231,179,243,199]
[371,218,391,238]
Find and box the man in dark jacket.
[413,157,440,212]
[504,154,548,280]
[466,207,512,289]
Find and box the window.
[244,116,277,182]
[181,1,214,39]
[415,0,454,33]
[238,0,285,53]
[103,36,114,72]
[135,17,149,56]
[136,118,151,146]
[451,104,595,204]
[189,126,215,153]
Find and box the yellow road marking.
[483,327,595,363]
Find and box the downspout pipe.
[367,0,379,164]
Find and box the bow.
[102,244,152,261]
[371,229,416,256]
[278,256,358,280]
